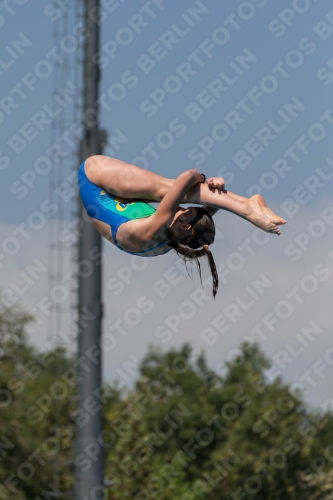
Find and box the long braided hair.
[166,207,219,298]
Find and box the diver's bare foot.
[243,198,282,235]
[253,194,286,225]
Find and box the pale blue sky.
[2,0,333,407]
[2,0,332,222]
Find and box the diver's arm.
[142,170,204,240]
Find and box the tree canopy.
[1,302,333,499]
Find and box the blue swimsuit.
[78,161,171,257]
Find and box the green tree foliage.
[2,301,333,499]
[0,302,76,499]
[103,344,333,500]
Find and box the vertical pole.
[76,0,104,498]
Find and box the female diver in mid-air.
[78,155,286,298]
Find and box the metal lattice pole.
[76,0,104,497]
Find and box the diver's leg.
[217,191,286,225]
[84,156,284,233]
[85,155,174,201]
[184,184,283,234]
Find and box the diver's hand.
[206,177,226,191]
[183,169,206,185]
